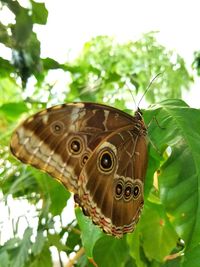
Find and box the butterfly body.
[10,102,148,237]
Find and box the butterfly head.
[133,108,147,134]
[135,108,143,121]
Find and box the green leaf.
[32,230,46,256]
[0,102,28,120]
[1,0,21,15]
[93,235,128,267]
[125,257,138,267]
[31,1,48,25]
[29,244,52,267]
[182,244,200,267]
[2,166,38,197]
[12,8,33,43]
[48,180,70,216]
[140,202,178,262]
[145,99,200,257]
[162,257,182,267]
[0,57,15,76]
[0,238,21,251]
[75,207,103,258]
[76,253,95,267]
[42,57,62,69]
[0,251,9,267]
[34,171,70,216]
[65,225,82,253]
[127,226,146,267]
[47,233,67,251]
[0,77,21,105]
[10,227,33,267]
[0,23,12,47]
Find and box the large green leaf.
[127,201,178,265]
[140,202,178,262]
[93,235,129,267]
[0,251,9,267]
[144,99,200,259]
[34,170,71,216]
[127,225,147,267]
[75,207,103,258]
[182,244,200,267]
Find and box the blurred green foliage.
[0,1,200,267]
[192,50,200,76]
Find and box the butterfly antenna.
[137,72,163,108]
[126,81,137,110]
[128,88,137,109]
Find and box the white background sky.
[38,0,200,65]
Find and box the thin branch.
[58,250,64,267]
[66,247,85,267]
[164,251,183,261]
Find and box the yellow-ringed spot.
[124,183,132,201]
[67,136,84,156]
[114,178,124,200]
[132,180,143,200]
[50,121,64,135]
[98,148,116,174]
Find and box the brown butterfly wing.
[10,103,135,193]
[78,125,148,237]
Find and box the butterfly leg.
[74,193,90,216]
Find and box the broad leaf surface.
[182,244,200,267]
[145,99,200,257]
[127,225,147,267]
[93,235,128,267]
[0,251,9,267]
[34,170,70,216]
[75,208,103,258]
[140,201,178,262]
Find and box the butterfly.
[10,102,148,238]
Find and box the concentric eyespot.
[132,180,143,200]
[133,185,140,198]
[68,136,83,155]
[98,148,116,173]
[50,121,64,135]
[123,180,134,201]
[114,180,124,200]
[80,153,90,166]
[124,185,132,200]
